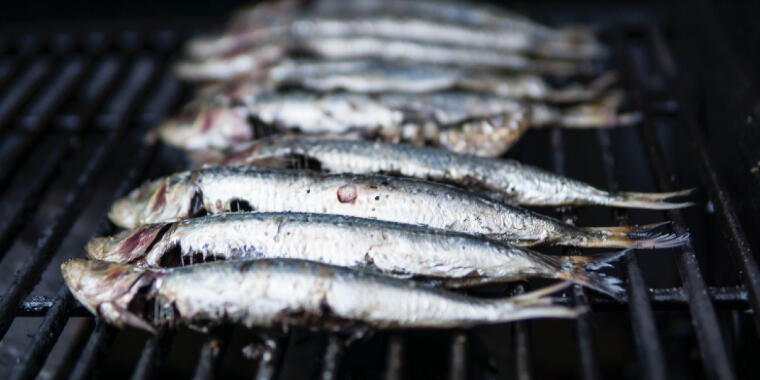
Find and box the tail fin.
[556,249,632,300]
[580,222,690,249]
[606,188,696,209]
[560,90,643,129]
[491,281,587,322]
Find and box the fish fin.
[98,302,157,334]
[589,71,619,92]
[508,280,574,304]
[186,148,226,169]
[558,90,642,129]
[580,223,690,249]
[606,188,696,209]
[557,249,633,300]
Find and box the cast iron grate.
[0,6,758,380]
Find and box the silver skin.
[61,258,582,333]
[176,36,593,81]
[215,137,694,210]
[187,15,605,64]
[87,212,625,297]
[206,0,601,60]
[263,60,617,103]
[156,90,637,153]
[108,167,686,250]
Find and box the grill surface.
[1,2,759,379]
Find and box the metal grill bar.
[0,54,161,342]
[68,322,116,380]
[45,58,182,380]
[0,59,51,135]
[191,327,234,380]
[615,30,738,380]
[129,331,171,380]
[320,335,345,380]
[595,129,668,380]
[253,335,286,380]
[649,23,760,337]
[0,144,66,262]
[449,332,467,380]
[384,335,404,380]
[549,128,600,380]
[513,288,533,380]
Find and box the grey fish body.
[109,167,686,250]
[216,137,694,210]
[61,258,582,333]
[177,37,592,81]
[88,212,615,290]
[265,60,614,103]
[190,15,604,63]
[156,90,635,155]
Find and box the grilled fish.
[61,258,582,333]
[88,212,629,297]
[156,90,638,155]
[212,137,694,210]
[176,36,593,81]
[186,15,605,65]
[264,60,617,103]
[191,59,616,103]
[108,166,687,250]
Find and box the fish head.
[61,258,158,332]
[109,173,200,229]
[86,223,168,264]
[156,102,253,151]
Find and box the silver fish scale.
[152,259,566,328]
[142,213,554,281]
[188,167,570,245]
[248,138,612,207]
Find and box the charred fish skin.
[87,212,629,297]
[62,258,582,333]
[109,167,686,250]
[218,137,694,210]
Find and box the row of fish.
[63,0,692,334]
[154,0,638,158]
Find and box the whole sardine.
[61,258,582,333]
[187,16,605,63]
[264,60,617,103]
[212,137,694,210]
[88,212,627,297]
[108,166,687,250]
[176,36,593,81]
[156,90,637,154]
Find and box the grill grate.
[0,5,759,380]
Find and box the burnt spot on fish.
[230,199,254,212]
[337,184,358,204]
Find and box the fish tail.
[606,189,696,209]
[579,223,690,249]
[556,90,643,129]
[557,250,632,300]
[492,281,586,321]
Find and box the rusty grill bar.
[0,4,759,380]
